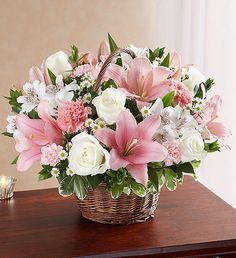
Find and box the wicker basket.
[77,184,159,225]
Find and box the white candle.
[0,175,16,200]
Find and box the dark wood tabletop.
[1,177,236,258]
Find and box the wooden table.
[1,177,236,258]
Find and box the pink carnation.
[41,143,63,166]
[74,64,94,77]
[159,79,192,107]
[163,142,181,166]
[57,100,91,133]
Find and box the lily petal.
[138,115,161,140]
[115,109,137,150]
[109,149,130,170]
[126,164,148,186]
[94,128,116,148]
[17,147,42,172]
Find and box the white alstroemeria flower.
[121,44,149,69]
[6,115,17,135]
[150,98,164,116]
[68,132,110,176]
[180,131,207,162]
[92,88,126,124]
[17,80,47,113]
[46,75,79,115]
[45,51,72,78]
[182,66,206,92]
[154,105,199,143]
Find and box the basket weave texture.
[77,183,159,225]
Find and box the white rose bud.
[45,51,72,78]
[68,132,110,176]
[180,131,207,162]
[92,88,126,124]
[183,66,206,92]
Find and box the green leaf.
[28,109,39,119]
[11,155,19,165]
[130,180,146,197]
[204,141,220,153]
[149,47,165,62]
[148,162,163,169]
[205,78,214,92]
[2,132,13,137]
[69,45,79,65]
[191,160,201,169]
[74,175,88,199]
[38,168,52,181]
[6,89,22,113]
[194,82,205,99]
[111,184,124,199]
[148,168,160,192]
[125,99,142,122]
[160,53,170,67]
[86,174,103,190]
[158,47,165,58]
[59,175,75,196]
[101,79,117,91]
[164,168,177,191]
[108,33,118,53]
[170,162,195,174]
[47,68,56,85]
[162,91,175,107]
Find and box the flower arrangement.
[4,34,231,201]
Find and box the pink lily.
[15,102,63,171]
[196,95,231,143]
[107,57,172,109]
[95,109,167,186]
[170,52,191,80]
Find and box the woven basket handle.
[94,48,136,92]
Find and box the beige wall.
[0,0,158,191]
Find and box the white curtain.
[156,0,236,208]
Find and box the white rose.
[180,131,207,162]
[45,51,72,78]
[92,88,126,124]
[183,66,206,92]
[68,132,110,176]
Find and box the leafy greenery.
[101,79,117,91]
[59,175,75,196]
[86,174,103,190]
[194,78,215,99]
[2,132,13,137]
[74,175,88,199]
[160,53,170,67]
[162,91,175,107]
[108,33,118,53]
[125,99,142,122]
[69,45,79,65]
[204,141,220,152]
[149,47,165,62]
[164,168,177,191]
[148,167,160,192]
[38,166,52,181]
[47,68,56,85]
[204,78,214,92]
[28,109,39,119]
[5,89,22,113]
[11,155,19,165]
